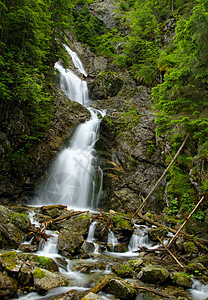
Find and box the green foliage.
[74,5,107,52]
[0,0,75,174]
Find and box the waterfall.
[32,46,105,210]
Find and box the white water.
[190,280,208,300]
[32,46,105,210]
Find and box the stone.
[59,214,91,237]
[138,264,169,284]
[105,277,137,299]
[170,272,192,288]
[148,227,168,242]
[58,230,84,258]
[18,243,38,253]
[33,268,69,294]
[82,292,104,300]
[0,271,18,298]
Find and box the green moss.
[113,263,134,278]
[0,251,18,270]
[33,268,46,279]
[112,213,132,230]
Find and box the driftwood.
[132,134,190,217]
[167,195,205,249]
[131,283,170,298]
[82,275,112,297]
[157,236,185,270]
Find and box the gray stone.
[0,271,18,298]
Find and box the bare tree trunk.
[132,134,189,217]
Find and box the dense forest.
[0,0,207,217]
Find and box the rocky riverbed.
[0,204,208,299]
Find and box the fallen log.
[157,236,185,270]
[82,275,112,297]
[167,195,205,249]
[132,134,190,216]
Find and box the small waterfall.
[107,230,119,252]
[128,225,150,252]
[32,46,105,210]
[87,222,97,242]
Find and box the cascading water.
[32,46,105,210]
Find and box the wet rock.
[33,268,69,294]
[170,272,192,288]
[183,241,198,257]
[0,223,26,249]
[18,243,38,253]
[82,292,104,300]
[59,213,92,237]
[0,271,18,299]
[58,230,84,258]
[114,243,128,253]
[81,241,96,253]
[138,264,169,284]
[94,220,108,242]
[148,227,168,242]
[0,205,31,249]
[105,277,137,299]
[187,262,208,276]
[112,263,134,278]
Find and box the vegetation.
[0,0,207,220]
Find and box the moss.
[170,272,192,288]
[8,211,30,230]
[0,251,18,270]
[33,268,46,279]
[113,263,134,278]
[112,213,132,230]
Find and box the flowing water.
[32,46,105,210]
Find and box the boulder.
[0,205,31,249]
[105,277,137,299]
[0,271,18,299]
[33,268,69,294]
[58,230,84,258]
[112,263,134,278]
[148,227,168,242]
[138,264,169,284]
[59,213,91,237]
[94,220,108,242]
[170,272,192,288]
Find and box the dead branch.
[157,236,185,270]
[167,195,205,249]
[40,205,67,211]
[132,134,190,217]
[82,275,112,297]
[131,282,170,298]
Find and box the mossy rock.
[187,262,207,276]
[112,263,134,278]
[139,264,169,284]
[170,272,192,288]
[58,230,84,258]
[148,227,168,242]
[105,277,137,299]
